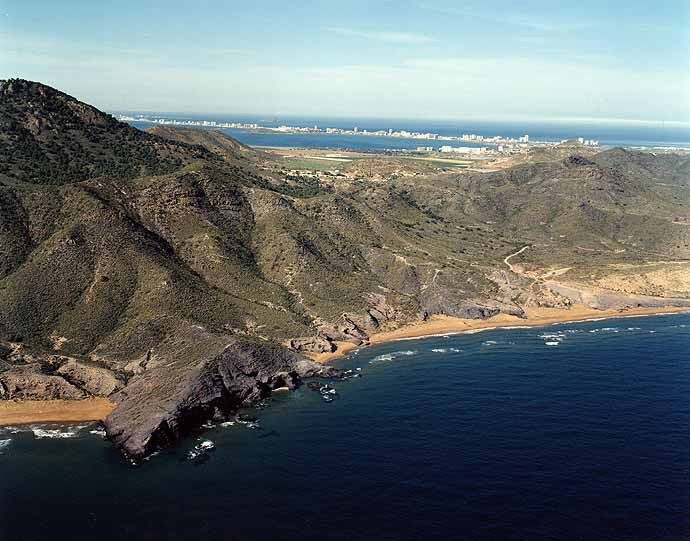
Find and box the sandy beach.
[307,304,690,363]
[0,397,116,425]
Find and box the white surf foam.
[187,439,216,460]
[31,425,87,439]
[370,350,418,363]
[540,333,565,340]
[589,327,620,334]
[464,327,498,335]
[0,439,11,453]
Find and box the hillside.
[1,80,689,460]
[0,79,212,185]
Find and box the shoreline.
[308,304,690,364]
[0,398,116,426]
[2,305,687,426]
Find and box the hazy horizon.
[2,0,689,123]
[112,108,690,127]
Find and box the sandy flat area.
[309,304,690,363]
[0,398,116,425]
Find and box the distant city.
[116,114,600,156]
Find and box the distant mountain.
[1,80,688,460]
[145,125,260,162]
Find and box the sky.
[1,0,689,122]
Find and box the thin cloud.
[417,3,593,32]
[327,27,436,44]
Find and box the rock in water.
[104,338,340,460]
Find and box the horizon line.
[108,109,690,128]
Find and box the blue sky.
[1,0,689,122]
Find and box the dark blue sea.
[125,114,690,150]
[2,313,690,541]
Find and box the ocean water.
[125,114,690,150]
[1,313,690,541]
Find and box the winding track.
[504,245,530,273]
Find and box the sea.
[2,312,689,541]
[124,114,690,151]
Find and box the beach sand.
[0,397,116,425]
[307,304,690,363]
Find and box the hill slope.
[1,80,689,459]
[0,79,212,185]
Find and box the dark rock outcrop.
[104,338,340,460]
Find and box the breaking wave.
[589,327,620,334]
[370,350,418,363]
[31,425,88,439]
[187,439,215,461]
[431,347,462,354]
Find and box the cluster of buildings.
[116,114,600,152]
[439,145,489,155]
[116,114,260,130]
[574,137,599,146]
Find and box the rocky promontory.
[104,338,341,460]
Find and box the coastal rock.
[0,365,86,400]
[56,360,124,397]
[318,325,355,342]
[104,338,341,460]
[420,298,501,320]
[318,319,370,342]
[287,336,335,353]
[455,305,500,319]
[339,316,370,339]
